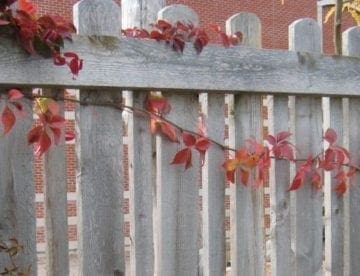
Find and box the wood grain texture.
[1,37,360,95]
[74,1,125,275]
[128,92,154,276]
[155,93,199,276]
[227,13,265,276]
[42,89,69,276]
[268,96,292,276]
[324,98,344,276]
[0,90,36,275]
[343,26,360,276]
[122,0,165,29]
[158,4,199,26]
[289,18,323,276]
[201,94,226,276]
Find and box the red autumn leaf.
[27,125,42,144]
[347,167,357,178]
[47,114,65,128]
[18,0,37,15]
[50,127,61,145]
[34,130,51,156]
[1,106,16,134]
[195,137,210,153]
[65,131,75,141]
[276,131,292,142]
[182,132,196,147]
[226,170,236,183]
[160,121,178,142]
[323,128,337,145]
[335,181,347,196]
[155,19,172,31]
[171,147,192,169]
[288,170,305,191]
[7,89,24,100]
[145,94,171,115]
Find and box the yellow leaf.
[324,6,336,23]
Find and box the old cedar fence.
[1,0,360,275]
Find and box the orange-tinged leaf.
[312,171,322,190]
[239,169,249,186]
[324,128,337,145]
[235,148,248,160]
[8,89,23,100]
[160,122,178,142]
[222,158,239,172]
[18,0,37,15]
[171,147,192,169]
[335,181,347,196]
[182,132,196,147]
[150,118,159,134]
[2,106,15,134]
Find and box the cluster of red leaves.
[223,139,270,188]
[122,20,210,54]
[0,88,25,135]
[27,96,74,156]
[145,92,210,169]
[210,24,242,47]
[0,0,82,78]
[171,132,210,169]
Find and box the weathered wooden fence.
[1,0,360,275]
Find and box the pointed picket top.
[73,0,121,36]
[289,18,321,53]
[343,26,360,57]
[226,12,261,48]
[158,4,199,26]
[122,0,165,29]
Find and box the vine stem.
[25,94,360,172]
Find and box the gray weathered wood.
[158,4,199,26]
[343,26,360,276]
[74,1,125,275]
[268,96,292,276]
[0,90,36,275]
[201,94,226,276]
[155,93,199,276]
[289,18,323,276]
[121,1,164,275]
[324,97,345,276]
[42,89,69,276]
[2,37,360,96]
[227,12,265,276]
[128,92,154,276]
[122,0,165,29]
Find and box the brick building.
[30,0,356,251]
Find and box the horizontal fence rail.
[1,1,360,276]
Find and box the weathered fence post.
[342,26,360,276]
[73,1,124,275]
[155,5,200,275]
[0,89,36,275]
[42,89,69,276]
[122,1,165,275]
[226,12,265,276]
[289,18,323,276]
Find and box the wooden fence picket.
[73,1,125,275]
[0,89,36,275]
[343,26,360,275]
[122,1,165,275]
[42,89,69,276]
[289,18,323,276]
[226,12,265,276]
[200,93,226,276]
